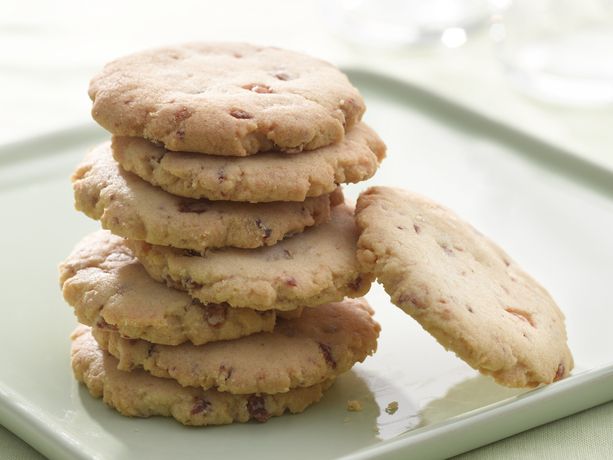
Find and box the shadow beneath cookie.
[416,374,529,428]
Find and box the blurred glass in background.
[325,0,613,107]
[323,0,493,48]
[493,0,613,106]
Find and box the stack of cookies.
[59,43,385,425]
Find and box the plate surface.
[1,70,612,460]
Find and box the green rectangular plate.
[1,70,612,460]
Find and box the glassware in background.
[323,0,493,49]
[493,0,613,106]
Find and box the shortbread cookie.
[129,205,372,310]
[73,143,337,251]
[355,187,573,388]
[89,43,365,156]
[112,123,386,202]
[59,231,283,345]
[72,326,333,426]
[93,298,379,394]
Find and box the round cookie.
[72,326,333,426]
[92,298,380,395]
[72,142,338,251]
[59,231,285,346]
[129,204,373,310]
[89,42,365,156]
[112,123,386,202]
[355,186,573,388]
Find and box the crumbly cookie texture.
[129,205,372,310]
[72,142,337,251]
[112,123,386,202]
[355,187,573,388]
[71,326,333,426]
[89,42,365,156]
[92,298,379,395]
[59,231,285,345]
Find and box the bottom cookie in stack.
[72,327,335,426]
[72,296,379,425]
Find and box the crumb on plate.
[346,399,362,412]
[385,401,399,415]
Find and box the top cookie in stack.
[61,42,385,426]
[89,43,366,157]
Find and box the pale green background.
[2,1,612,458]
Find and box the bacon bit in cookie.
[178,200,210,213]
[348,276,362,291]
[505,307,536,328]
[554,363,565,381]
[217,168,226,183]
[385,401,399,415]
[229,109,253,119]
[398,293,427,309]
[347,400,362,412]
[176,128,185,140]
[274,71,291,81]
[284,276,298,287]
[413,224,421,234]
[242,83,273,94]
[439,242,454,256]
[174,107,192,122]
[340,98,356,109]
[95,319,118,331]
[319,343,336,369]
[233,52,243,58]
[204,304,228,328]
[255,218,273,240]
[247,395,270,422]
[190,397,212,415]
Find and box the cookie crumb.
[385,401,399,415]
[346,399,362,412]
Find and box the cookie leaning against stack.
[60,42,385,426]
